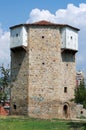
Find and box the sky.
[0,0,86,74]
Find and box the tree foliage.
[75,80,86,108]
[0,65,10,105]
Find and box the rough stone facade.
[11,49,29,115]
[10,21,80,119]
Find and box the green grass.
[0,116,86,130]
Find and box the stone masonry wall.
[11,25,77,119]
[11,48,29,115]
[28,26,76,119]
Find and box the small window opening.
[70,36,73,39]
[64,87,67,93]
[13,104,17,110]
[81,111,83,114]
[19,63,21,66]
[42,36,44,38]
[16,33,18,37]
[42,62,45,65]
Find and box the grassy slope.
[0,116,86,130]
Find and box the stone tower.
[10,21,79,119]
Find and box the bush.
[75,80,86,109]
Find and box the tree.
[75,80,86,109]
[0,65,10,105]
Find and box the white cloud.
[0,25,10,67]
[27,3,86,27]
[27,3,86,72]
[0,3,86,71]
[55,3,86,27]
[27,8,56,23]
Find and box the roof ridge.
[32,20,54,25]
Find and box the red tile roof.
[10,20,80,31]
[32,20,54,25]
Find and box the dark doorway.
[63,104,68,118]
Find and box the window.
[64,87,67,93]
[42,62,45,65]
[42,36,44,38]
[70,36,73,40]
[81,111,83,114]
[16,33,18,37]
[13,103,17,110]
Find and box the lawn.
[0,116,86,130]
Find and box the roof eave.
[9,20,80,31]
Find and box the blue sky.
[0,0,86,74]
[0,0,85,30]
